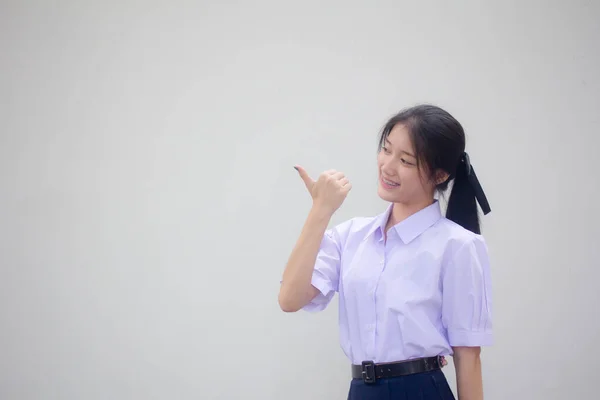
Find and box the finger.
[324,169,338,176]
[331,171,346,180]
[339,177,350,186]
[294,165,314,190]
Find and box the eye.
[401,158,415,166]
[382,146,391,154]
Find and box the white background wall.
[1,1,599,399]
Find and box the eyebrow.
[385,138,416,158]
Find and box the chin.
[377,185,397,202]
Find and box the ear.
[434,169,450,185]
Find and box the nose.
[381,160,398,178]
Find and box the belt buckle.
[361,361,376,384]
[437,355,444,368]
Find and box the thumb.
[294,165,314,192]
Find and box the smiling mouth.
[381,176,400,187]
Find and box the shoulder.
[434,218,489,262]
[435,217,487,247]
[327,214,380,243]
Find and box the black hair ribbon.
[462,152,491,215]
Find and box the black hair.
[378,104,486,234]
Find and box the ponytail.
[445,152,491,234]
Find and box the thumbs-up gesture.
[294,166,352,216]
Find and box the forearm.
[454,347,483,400]
[278,206,332,311]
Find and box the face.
[377,123,444,206]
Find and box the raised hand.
[294,166,352,216]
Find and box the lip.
[380,175,400,190]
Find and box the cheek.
[401,169,424,189]
[376,153,385,169]
[418,168,430,182]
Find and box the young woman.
[278,104,493,400]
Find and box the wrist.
[308,204,334,222]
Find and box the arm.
[441,236,493,399]
[278,166,351,312]
[278,206,333,312]
[453,346,483,400]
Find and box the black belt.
[351,356,444,383]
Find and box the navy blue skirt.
[347,369,455,400]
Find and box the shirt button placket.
[368,252,384,359]
[370,252,385,356]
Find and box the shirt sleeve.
[441,235,493,347]
[301,226,343,313]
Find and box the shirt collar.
[368,201,442,244]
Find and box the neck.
[386,198,435,230]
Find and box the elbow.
[279,280,315,312]
[280,302,300,313]
[278,285,304,312]
[278,293,301,313]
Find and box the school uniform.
[303,200,493,399]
